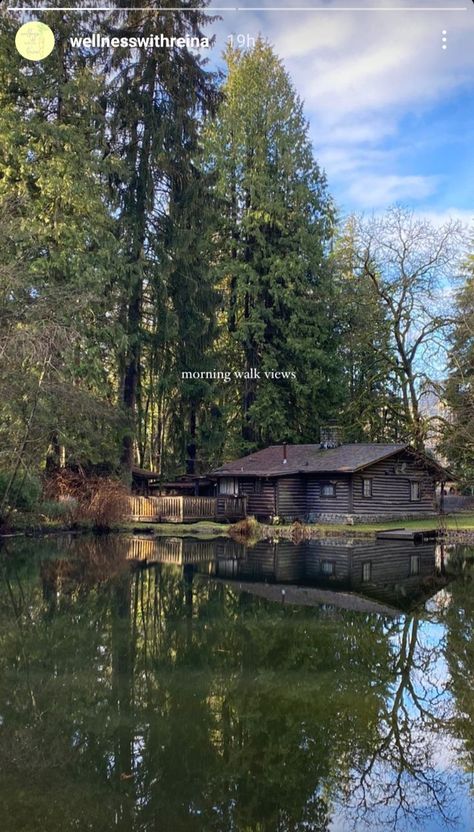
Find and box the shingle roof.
[132,466,161,480]
[212,443,444,477]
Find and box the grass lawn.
[119,520,231,538]
[119,514,474,538]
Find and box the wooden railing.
[125,536,219,564]
[183,496,216,519]
[127,495,247,524]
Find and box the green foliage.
[203,40,339,449]
[333,218,405,442]
[102,4,219,472]
[0,13,125,476]
[0,9,463,488]
[0,470,42,512]
[442,269,474,486]
[37,499,76,522]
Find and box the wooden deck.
[127,494,247,524]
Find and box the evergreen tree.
[104,2,219,473]
[0,11,123,478]
[204,40,338,451]
[442,266,474,486]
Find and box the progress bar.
[5,5,471,10]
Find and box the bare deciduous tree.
[340,207,466,448]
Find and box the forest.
[0,3,473,519]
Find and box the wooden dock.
[376,528,440,543]
[127,494,247,524]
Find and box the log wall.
[306,475,351,521]
[236,479,276,519]
[351,452,436,517]
[276,477,307,520]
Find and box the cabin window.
[255,479,263,494]
[321,560,335,576]
[410,554,420,576]
[362,561,372,582]
[410,481,421,501]
[220,478,237,496]
[321,482,336,498]
[362,478,373,498]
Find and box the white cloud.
[207,3,474,214]
[416,207,474,228]
[346,174,440,207]
[258,2,474,212]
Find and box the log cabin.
[211,440,447,524]
[208,538,443,612]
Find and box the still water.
[0,533,473,832]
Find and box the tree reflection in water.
[0,536,470,832]
[439,548,474,797]
[345,614,457,830]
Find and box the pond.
[0,533,473,832]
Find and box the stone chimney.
[320,426,343,449]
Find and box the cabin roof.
[212,443,447,478]
[132,466,161,481]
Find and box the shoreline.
[2,516,474,546]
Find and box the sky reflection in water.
[0,534,473,832]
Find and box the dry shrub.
[40,536,130,589]
[82,480,129,531]
[229,515,262,544]
[290,521,307,543]
[44,470,129,532]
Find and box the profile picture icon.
[15,21,55,61]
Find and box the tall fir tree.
[103,2,219,473]
[204,40,339,451]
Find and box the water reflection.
[0,535,471,831]
[122,534,447,612]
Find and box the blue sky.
[9,1,473,222]
[206,0,474,223]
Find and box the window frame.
[321,482,336,499]
[220,477,237,496]
[410,480,421,502]
[410,554,421,576]
[362,478,373,499]
[362,561,372,582]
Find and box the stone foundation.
[302,511,438,525]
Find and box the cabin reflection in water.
[207,540,444,610]
[125,535,446,611]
